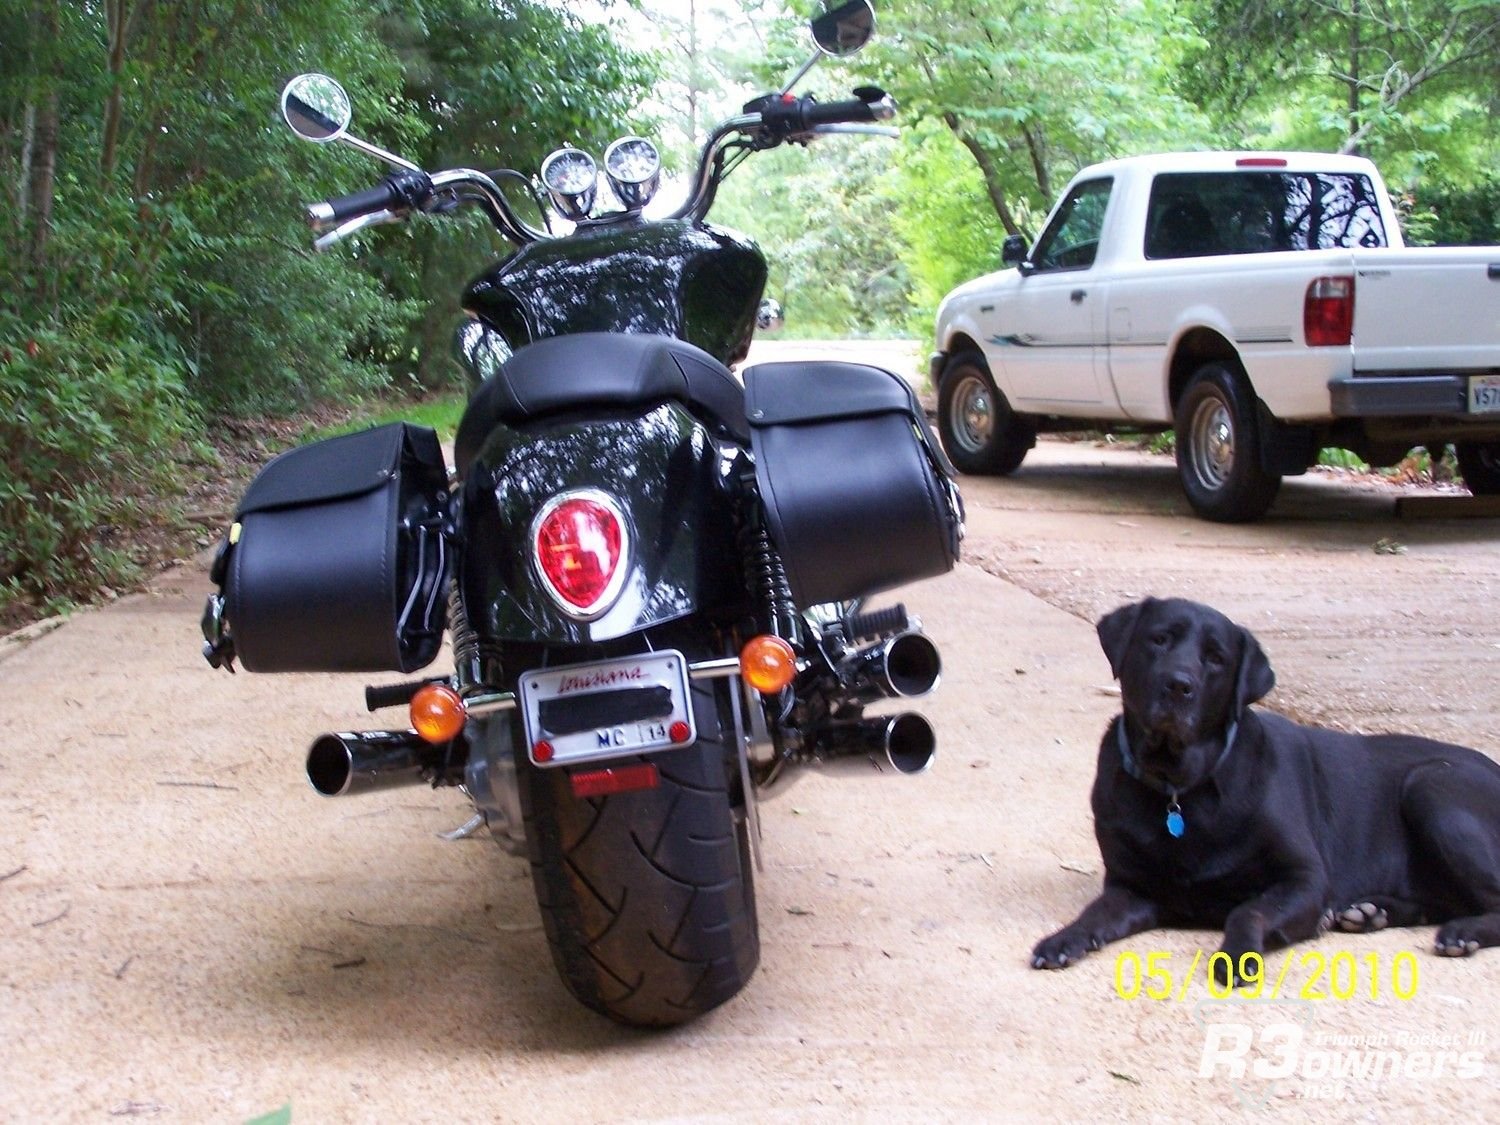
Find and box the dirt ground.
[4,420,1500,1120]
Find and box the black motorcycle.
[202,0,963,1027]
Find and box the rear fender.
[457,402,745,645]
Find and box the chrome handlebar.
[309,93,896,250]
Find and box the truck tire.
[518,674,759,1028]
[1174,361,1281,522]
[937,350,1035,475]
[1455,442,1500,495]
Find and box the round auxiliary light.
[411,683,466,744]
[740,635,798,695]
[603,136,661,211]
[539,147,598,222]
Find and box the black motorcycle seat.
[454,332,748,471]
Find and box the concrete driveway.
[3,438,1498,1122]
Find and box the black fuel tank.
[461,219,767,369]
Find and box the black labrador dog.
[1032,596,1500,983]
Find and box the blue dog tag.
[1166,803,1185,838]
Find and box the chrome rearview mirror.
[281,73,352,143]
[811,0,875,57]
[781,1,877,95]
[278,73,421,173]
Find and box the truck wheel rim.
[1189,397,1234,489]
[953,374,994,453]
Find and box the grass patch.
[303,393,467,444]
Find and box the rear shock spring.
[743,521,798,641]
[448,580,504,696]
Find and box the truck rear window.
[1145,171,1388,259]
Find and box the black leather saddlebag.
[744,361,963,606]
[203,423,451,673]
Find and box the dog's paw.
[1031,928,1100,970]
[1435,921,1484,958]
[1335,902,1389,933]
[1211,944,1265,989]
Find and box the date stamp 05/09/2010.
[1113,948,1421,1003]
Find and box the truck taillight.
[531,490,629,619]
[1304,276,1354,346]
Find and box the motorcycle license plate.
[519,650,696,769]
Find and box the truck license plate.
[1469,375,1500,414]
[519,650,695,768]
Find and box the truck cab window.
[1146,171,1388,259]
[1031,178,1113,272]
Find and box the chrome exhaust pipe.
[306,730,449,797]
[803,712,936,778]
[838,631,942,702]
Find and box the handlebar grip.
[311,181,403,227]
[802,97,881,128]
[753,88,896,141]
[365,678,444,712]
[308,170,435,229]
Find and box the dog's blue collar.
[1116,718,1239,838]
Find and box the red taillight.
[1236,156,1288,167]
[569,762,660,799]
[532,490,628,618]
[1304,276,1354,346]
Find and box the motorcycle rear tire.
[518,676,759,1027]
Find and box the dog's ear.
[1097,599,1153,679]
[1234,626,1275,713]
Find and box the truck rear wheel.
[1455,442,1500,495]
[1175,361,1281,522]
[937,350,1035,475]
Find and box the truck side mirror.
[1001,234,1029,269]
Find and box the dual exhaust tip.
[306,709,938,796]
[805,711,935,778]
[307,729,443,798]
[307,630,942,797]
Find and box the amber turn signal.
[410,683,467,744]
[740,634,797,694]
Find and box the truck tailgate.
[1352,247,1500,373]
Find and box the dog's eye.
[1204,648,1226,668]
[1150,632,1169,647]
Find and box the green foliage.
[1407,173,1500,246]
[368,0,658,391]
[868,0,1213,226]
[306,393,467,444]
[0,0,653,610]
[0,310,193,610]
[1318,447,1368,471]
[884,120,1015,337]
[712,138,911,337]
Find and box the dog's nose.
[1166,672,1196,700]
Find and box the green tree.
[1182,1,1500,158]
[867,0,1212,239]
[0,0,654,611]
[366,0,656,391]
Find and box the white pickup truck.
[931,150,1500,520]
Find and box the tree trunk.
[27,1,61,275]
[101,0,128,177]
[17,102,35,229]
[944,112,1028,239]
[1345,0,1362,154]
